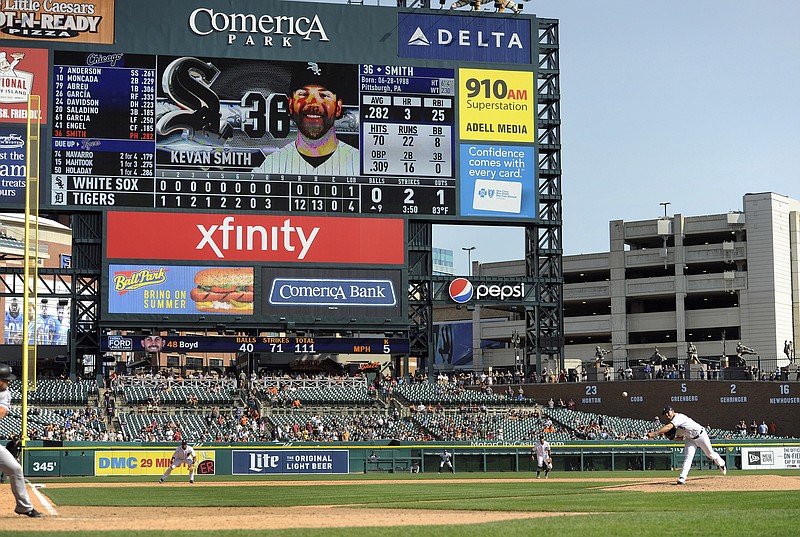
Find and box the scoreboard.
[102,334,410,356]
[49,52,457,216]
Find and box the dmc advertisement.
[108,265,254,316]
[95,449,216,476]
[104,211,406,265]
[232,449,348,475]
[262,266,403,321]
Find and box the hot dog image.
[189,268,254,314]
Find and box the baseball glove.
[664,427,677,440]
[546,457,552,465]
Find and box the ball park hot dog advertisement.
[108,265,254,315]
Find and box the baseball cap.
[289,61,356,104]
[0,363,16,381]
[662,406,674,415]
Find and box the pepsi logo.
[449,278,473,304]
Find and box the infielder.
[160,440,196,484]
[438,449,454,473]
[532,436,552,479]
[0,364,42,517]
[648,406,727,484]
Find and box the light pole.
[462,246,476,276]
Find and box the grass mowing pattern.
[12,471,800,537]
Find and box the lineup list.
[51,52,156,207]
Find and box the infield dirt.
[2,475,798,531]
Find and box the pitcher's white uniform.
[667,411,726,483]
[532,437,552,478]
[160,442,196,483]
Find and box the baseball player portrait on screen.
[155,56,359,176]
[255,61,360,176]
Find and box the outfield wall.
[517,379,800,436]
[22,439,800,477]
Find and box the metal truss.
[407,220,433,374]
[528,18,564,371]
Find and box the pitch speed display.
[50,52,456,216]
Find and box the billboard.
[232,449,348,475]
[108,265,254,316]
[0,0,538,223]
[262,266,403,322]
[104,211,405,265]
[95,449,216,476]
[433,320,504,369]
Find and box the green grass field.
[9,470,800,537]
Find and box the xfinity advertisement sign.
[233,449,349,475]
[398,13,532,64]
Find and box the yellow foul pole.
[21,95,41,444]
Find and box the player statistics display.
[49,51,456,216]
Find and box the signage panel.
[107,264,254,316]
[101,334,410,355]
[0,0,115,44]
[232,449,349,475]
[262,267,403,321]
[95,449,216,476]
[105,212,405,265]
[398,13,532,64]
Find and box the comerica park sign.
[188,7,330,46]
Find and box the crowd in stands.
[0,371,795,443]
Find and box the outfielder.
[0,364,42,517]
[648,406,727,484]
[438,449,454,473]
[532,436,552,479]
[160,440,196,484]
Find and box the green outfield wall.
[20,439,800,477]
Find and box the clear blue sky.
[295,0,800,274]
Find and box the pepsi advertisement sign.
[447,278,526,304]
[232,449,349,475]
[398,12,532,64]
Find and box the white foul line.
[29,482,59,517]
